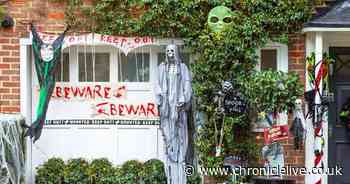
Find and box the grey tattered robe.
[155,62,192,184]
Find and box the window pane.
[261,49,277,70]
[55,53,69,82]
[79,53,110,82]
[119,53,149,82]
[335,54,350,82]
[157,53,190,67]
[95,54,110,82]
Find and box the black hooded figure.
[25,24,68,142]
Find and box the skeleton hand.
[157,105,161,115]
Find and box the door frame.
[20,37,33,184]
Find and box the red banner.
[264,125,289,144]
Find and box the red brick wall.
[0,1,307,183]
[286,33,306,184]
[0,0,67,113]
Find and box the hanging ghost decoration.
[155,44,192,184]
[207,6,234,33]
[290,99,306,150]
[25,24,69,142]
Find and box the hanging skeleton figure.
[213,81,248,157]
[290,99,307,150]
[212,81,231,157]
[155,44,192,184]
[25,24,68,142]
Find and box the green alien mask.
[207,6,234,33]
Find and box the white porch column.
[305,32,315,184]
[305,32,328,184]
[314,32,327,184]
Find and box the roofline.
[303,27,350,32]
[304,22,350,28]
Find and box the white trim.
[305,32,315,184]
[303,27,350,33]
[20,39,34,184]
[315,32,328,184]
[256,42,288,72]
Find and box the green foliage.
[119,160,143,184]
[88,158,114,184]
[35,158,168,184]
[64,158,90,184]
[36,158,65,184]
[140,159,166,184]
[187,170,202,184]
[240,70,303,114]
[55,0,311,38]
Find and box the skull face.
[40,43,54,62]
[222,81,233,93]
[166,46,175,59]
[295,99,303,109]
[165,44,179,63]
[208,6,234,33]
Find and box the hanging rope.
[68,45,71,82]
[149,46,152,79]
[135,51,139,82]
[141,47,145,82]
[92,33,96,82]
[118,49,123,81]
[60,48,63,82]
[76,40,80,82]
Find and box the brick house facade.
[0,1,314,184]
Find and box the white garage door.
[29,38,190,170]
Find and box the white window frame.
[54,44,192,92]
[70,45,115,84]
[253,42,289,132]
[117,46,160,91]
[256,42,288,72]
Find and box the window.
[254,43,288,131]
[118,53,150,82]
[38,44,190,86]
[260,49,277,70]
[55,53,69,82]
[78,53,110,82]
[257,43,288,72]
